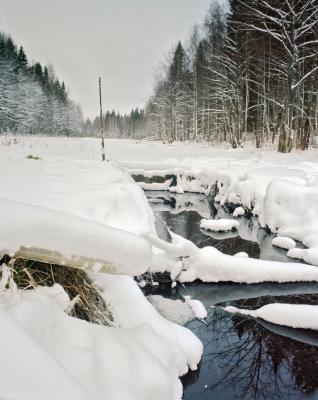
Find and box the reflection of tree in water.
[206,310,318,400]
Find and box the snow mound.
[232,206,245,217]
[183,296,208,320]
[224,304,318,331]
[234,252,249,258]
[0,271,202,400]
[148,295,195,325]
[200,219,240,232]
[0,158,156,275]
[0,197,152,276]
[272,236,296,250]
[89,273,203,373]
[260,179,318,266]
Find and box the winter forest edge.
[1,0,318,152]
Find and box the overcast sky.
[0,0,212,119]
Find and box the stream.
[146,191,318,400]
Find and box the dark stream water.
[146,191,318,400]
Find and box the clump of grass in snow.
[26,154,41,160]
[0,255,113,325]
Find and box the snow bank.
[148,295,195,325]
[260,179,318,266]
[0,157,156,275]
[109,139,318,267]
[0,197,152,275]
[200,218,239,232]
[89,273,203,372]
[146,233,318,284]
[224,304,318,331]
[0,270,202,400]
[233,206,245,217]
[272,236,296,250]
[234,252,249,258]
[183,296,207,320]
[148,192,211,219]
[3,137,318,268]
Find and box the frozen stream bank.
[145,192,318,400]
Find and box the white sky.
[0,0,212,119]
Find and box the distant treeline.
[0,32,82,135]
[83,108,146,139]
[144,0,318,152]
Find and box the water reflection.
[147,191,301,262]
[145,192,318,400]
[183,308,318,400]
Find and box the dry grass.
[26,154,41,160]
[0,255,113,325]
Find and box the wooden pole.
[99,77,106,161]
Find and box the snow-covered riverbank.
[122,144,318,268]
[0,136,204,400]
[1,136,318,277]
[1,136,318,400]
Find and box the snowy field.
[1,135,318,399]
[1,135,318,279]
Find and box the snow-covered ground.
[0,153,155,275]
[1,135,318,279]
[0,265,202,400]
[1,135,318,397]
[0,136,205,400]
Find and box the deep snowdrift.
[0,266,202,400]
[1,136,318,399]
[0,157,155,275]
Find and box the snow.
[200,218,240,232]
[272,236,296,250]
[148,295,195,325]
[0,136,207,399]
[48,138,314,267]
[148,192,211,218]
[0,268,202,400]
[259,179,318,266]
[234,252,249,258]
[0,154,156,275]
[2,136,318,397]
[183,296,208,320]
[232,206,245,217]
[0,197,152,275]
[89,273,203,372]
[146,232,318,284]
[2,136,318,280]
[224,304,318,331]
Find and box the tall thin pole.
[99,77,106,161]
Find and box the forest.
[82,108,146,139]
[143,0,318,152]
[1,0,318,152]
[0,33,82,136]
[90,0,318,152]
